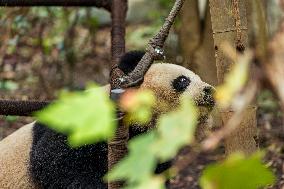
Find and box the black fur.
[29,51,171,188]
[30,122,109,189]
[30,123,171,188]
[172,75,191,92]
[118,51,145,74]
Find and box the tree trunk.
[194,1,218,86]
[209,0,257,155]
[221,107,257,154]
[179,0,217,86]
[179,0,200,71]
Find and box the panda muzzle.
[198,86,215,108]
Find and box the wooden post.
[108,0,128,189]
[209,0,257,155]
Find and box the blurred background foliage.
[0,1,174,100]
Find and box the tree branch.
[120,0,186,88]
[0,100,50,116]
[0,0,112,11]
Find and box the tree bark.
[179,1,217,86]
[221,107,257,154]
[209,0,257,155]
[194,1,218,86]
[179,0,200,71]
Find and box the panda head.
[119,51,215,119]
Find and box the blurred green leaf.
[124,176,165,189]
[200,152,275,189]
[108,97,198,188]
[127,26,159,49]
[35,85,116,147]
[0,81,19,91]
[107,132,157,183]
[31,8,49,18]
[5,115,18,122]
[13,15,30,33]
[154,97,198,161]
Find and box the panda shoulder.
[0,122,36,189]
[0,122,35,150]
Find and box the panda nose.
[203,86,215,107]
[203,86,214,96]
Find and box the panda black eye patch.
[172,75,191,92]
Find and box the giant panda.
[0,51,215,189]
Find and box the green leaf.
[35,85,116,147]
[107,132,157,183]
[199,152,275,189]
[124,176,165,189]
[108,97,199,187]
[154,98,198,161]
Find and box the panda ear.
[118,51,145,75]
